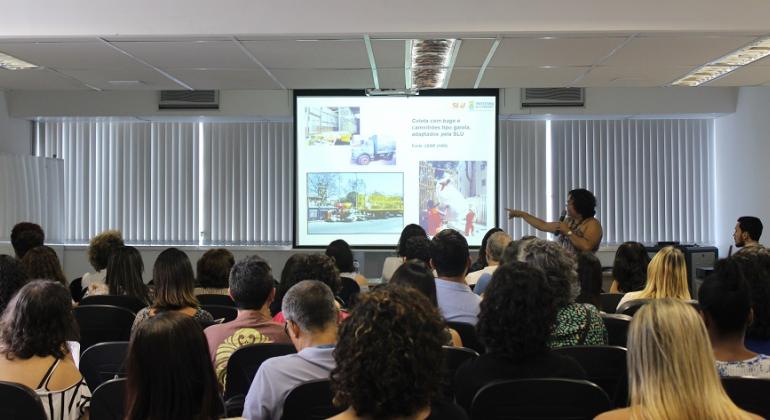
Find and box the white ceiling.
[1,33,770,91]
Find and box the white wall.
[715,87,770,255]
[0,91,32,155]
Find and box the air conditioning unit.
[159,90,220,110]
[521,88,584,107]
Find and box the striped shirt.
[35,359,91,420]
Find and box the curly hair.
[518,239,579,308]
[612,241,650,293]
[21,246,67,286]
[88,230,125,271]
[331,285,446,418]
[477,262,557,360]
[402,236,432,264]
[274,253,341,313]
[731,248,770,340]
[196,248,235,289]
[0,255,29,314]
[0,280,78,360]
[568,188,597,219]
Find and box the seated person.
[10,221,45,259]
[204,255,291,387]
[85,245,151,305]
[700,258,770,376]
[468,227,503,272]
[454,263,586,412]
[195,248,235,295]
[431,229,481,325]
[381,224,428,282]
[465,231,511,286]
[271,253,345,322]
[0,255,28,313]
[330,286,467,420]
[325,239,365,302]
[575,252,603,309]
[81,230,124,291]
[609,241,649,294]
[732,248,770,354]
[21,245,67,285]
[616,246,690,310]
[243,280,338,420]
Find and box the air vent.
[159,90,219,110]
[521,88,584,107]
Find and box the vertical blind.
[551,119,714,244]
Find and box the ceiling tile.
[0,68,86,90]
[489,37,627,67]
[0,41,148,70]
[270,69,373,89]
[59,68,180,90]
[579,65,695,87]
[110,41,257,69]
[446,68,481,88]
[370,40,404,68]
[603,36,757,67]
[241,39,370,69]
[478,66,590,88]
[164,68,281,90]
[454,39,495,67]
[377,68,406,89]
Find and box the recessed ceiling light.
[410,39,457,89]
[0,51,38,70]
[672,36,770,86]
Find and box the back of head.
[0,255,28,314]
[278,253,341,300]
[125,311,220,420]
[331,285,445,419]
[699,258,752,338]
[612,241,649,293]
[402,236,432,264]
[486,231,512,264]
[152,248,197,310]
[196,248,235,289]
[0,280,77,359]
[575,252,603,307]
[10,222,44,259]
[390,260,437,306]
[568,188,597,218]
[282,280,338,333]
[397,224,428,257]
[738,216,763,242]
[518,239,578,308]
[229,255,274,310]
[643,246,690,300]
[476,227,503,266]
[105,246,147,301]
[500,235,536,265]
[430,229,469,277]
[730,249,770,340]
[88,230,125,271]
[627,299,743,419]
[325,239,356,273]
[20,245,66,286]
[478,262,557,360]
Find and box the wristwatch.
[566,230,573,237]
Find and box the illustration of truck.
[351,134,396,165]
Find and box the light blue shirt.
[435,278,481,325]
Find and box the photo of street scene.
[419,161,488,238]
[350,134,396,166]
[303,106,360,146]
[307,172,404,234]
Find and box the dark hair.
[477,263,557,360]
[152,248,198,310]
[270,254,308,316]
[699,258,752,336]
[10,222,44,259]
[196,249,235,289]
[0,255,28,314]
[397,224,428,257]
[612,241,650,293]
[390,260,437,306]
[575,252,603,308]
[430,229,469,277]
[473,228,503,268]
[0,280,78,360]
[87,230,125,271]
[738,216,763,241]
[402,236,432,264]
[569,188,597,218]
[274,254,340,315]
[500,235,536,265]
[331,286,445,418]
[105,246,150,305]
[281,280,338,332]
[229,255,274,310]
[325,240,356,273]
[731,249,770,340]
[125,311,220,420]
[519,239,578,308]
[20,246,66,286]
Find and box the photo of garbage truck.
[350,134,396,165]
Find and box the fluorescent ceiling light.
[672,36,770,86]
[0,51,38,70]
[410,39,457,89]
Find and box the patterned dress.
[549,303,608,348]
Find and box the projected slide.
[295,92,497,247]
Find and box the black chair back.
[281,379,343,420]
[442,346,479,398]
[722,376,770,419]
[616,299,652,316]
[90,378,126,420]
[196,294,236,306]
[80,295,146,314]
[79,341,129,391]
[70,277,85,303]
[74,305,136,351]
[446,321,485,354]
[0,381,47,420]
[599,293,624,313]
[224,343,297,401]
[599,313,632,347]
[553,345,628,408]
[470,378,611,420]
[201,304,238,323]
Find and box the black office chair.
[470,378,611,420]
[74,305,136,351]
[281,379,343,420]
[69,277,85,303]
[201,304,238,323]
[224,343,297,414]
[90,378,126,420]
[553,345,628,408]
[616,299,652,316]
[599,293,624,313]
[722,376,770,419]
[79,341,129,391]
[599,313,631,347]
[446,321,485,354]
[196,294,236,306]
[0,381,47,420]
[442,346,479,398]
[80,295,146,314]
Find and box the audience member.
[401,236,432,265]
[732,248,770,353]
[195,248,235,295]
[596,299,760,420]
[0,255,28,314]
[430,229,481,325]
[499,235,537,265]
[132,248,213,330]
[81,230,124,291]
[734,216,764,254]
[0,280,89,420]
[330,286,467,420]
[616,246,690,310]
[468,227,503,272]
[85,246,150,304]
[21,245,67,285]
[700,258,770,376]
[243,280,338,420]
[466,231,511,286]
[575,252,603,309]
[10,222,44,259]
[609,241,649,293]
[269,253,307,316]
[271,253,344,323]
[454,263,586,412]
[125,311,221,420]
[326,239,367,299]
[204,255,290,387]
[518,239,607,347]
[381,224,428,282]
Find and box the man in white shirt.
[466,231,512,286]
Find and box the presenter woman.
[507,188,603,254]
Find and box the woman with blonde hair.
[597,299,760,420]
[616,246,690,310]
